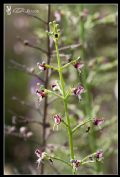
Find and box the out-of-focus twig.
[22,12,48,25]
[52,43,82,53]
[40,4,51,174]
[11,96,43,116]
[9,59,45,83]
[48,162,60,174]
[17,36,48,54]
[47,97,58,106]
[8,110,50,127]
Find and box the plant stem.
[72,118,93,133]
[46,89,63,99]
[50,156,71,167]
[55,41,75,167]
[40,4,51,174]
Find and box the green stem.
[81,152,96,162]
[61,57,80,70]
[72,118,93,133]
[45,64,58,71]
[50,156,71,167]
[46,89,63,99]
[61,120,69,128]
[55,41,75,167]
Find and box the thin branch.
[47,162,60,174]
[50,156,71,167]
[61,57,81,70]
[52,43,82,53]
[81,152,97,163]
[24,43,48,54]
[51,53,71,59]
[11,96,43,116]
[47,97,59,106]
[72,118,93,134]
[8,110,50,127]
[61,120,69,128]
[46,89,63,99]
[41,4,51,174]
[22,12,48,25]
[9,60,45,83]
[81,161,95,165]
[17,36,48,54]
[5,130,41,145]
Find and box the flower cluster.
[46,21,60,42]
[32,20,105,174]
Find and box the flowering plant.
[34,21,104,175]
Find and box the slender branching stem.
[55,41,74,174]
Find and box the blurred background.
[4,4,118,175]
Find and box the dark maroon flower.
[93,118,104,126]
[36,89,46,102]
[53,114,62,130]
[35,149,47,168]
[96,150,103,161]
[54,114,61,124]
[35,149,42,158]
[73,62,84,72]
[51,82,59,91]
[37,62,46,71]
[73,85,85,100]
[71,159,81,170]
[51,84,57,90]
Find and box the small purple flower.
[37,62,46,71]
[53,114,62,130]
[36,89,46,102]
[35,149,42,158]
[51,82,59,91]
[54,10,61,22]
[73,62,84,72]
[71,159,81,170]
[35,149,47,168]
[73,85,85,100]
[96,150,103,161]
[93,118,104,126]
[51,84,58,90]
